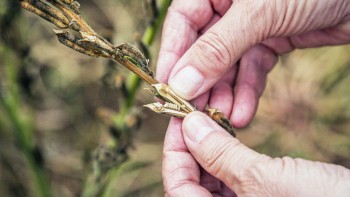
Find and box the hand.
[163,112,350,196]
[156,0,350,127]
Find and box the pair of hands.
[157,0,350,196]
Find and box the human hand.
[156,0,350,127]
[163,112,350,196]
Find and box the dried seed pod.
[20,0,69,29]
[68,19,80,31]
[78,31,114,56]
[53,29,100,57]
[163,102,181,111]
[144,102,188,118]
[47,0,90,32]
[207,108,236,137]
[57,0,81,14]
[151,83,196,113]
[60,0,74,4]
[115,43,153,77]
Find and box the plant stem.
[81,1,171,196]
[115,0,171,127]
[142,0,171,45]
[0,48,51,197]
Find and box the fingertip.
[231,87,258,128]
[183,112,264,190]
[183,111,220,143]
[169,66,205,100]
[209,81,234,116]
[230,45,276,127]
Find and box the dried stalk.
[18,0,236,136]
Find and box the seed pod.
[163,102,181,111]
[69,1,80,14]
[144,102,188,118]
[20,0,69,29]
[79,31,114,57]
[115,43,153,77]
[53,29,99,57]
[151,83,196,113]
[207,108,236,137]
[60,0,74,4]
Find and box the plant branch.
[18,0,236,137]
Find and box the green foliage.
[1,1,350,197]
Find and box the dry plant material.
[19,0,236,136]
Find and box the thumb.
[182,111,268,188]
[168,3,265,100]
[183,112,350,196]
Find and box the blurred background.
[0,0,349,197]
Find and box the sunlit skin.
[157,0,350,196]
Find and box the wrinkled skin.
[157,0,350,196]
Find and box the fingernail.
[169,66,204,99]
[184,113,215,143]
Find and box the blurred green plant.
[80,1,171,196]
[253,46,350,166]
[0,2,50,197]
[2,0,170,196]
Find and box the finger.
[199,164,236,197]
[199,168,221,194]
[231,44,277,127]
[156,0,214,83]
[262,19,350,53]
[192,91,210,111]
[168,0,350,100]
[182,112,350,196]
[262,37,295,55]
[289,25,350,48]
[198,169,238,197]
[199,13,221,36]
[209,0,232,16]
[168,2,266,100]
[196,66,237,113]
[221,65,238,85]
[200,0,234,34]
[182,111,270,191]
[209,81,234,117]
[221,182,237,197]
[241,157,350,196]
[162,118,211,196]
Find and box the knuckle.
[244,0,276,39]
[202,137,237,175]
[169,0,212,29]
[195,31,232,77]
[239,156,283,195]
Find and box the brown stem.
[117,60,158,85]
